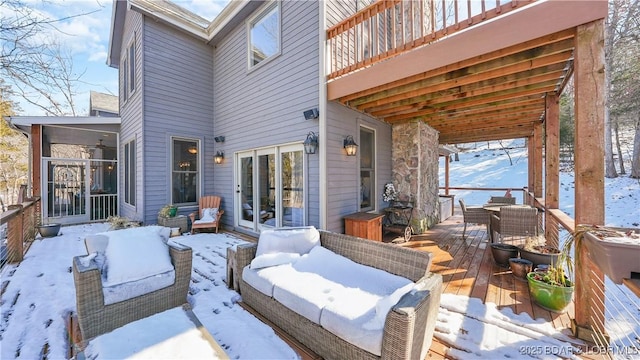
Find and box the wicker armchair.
[459,198,490,239]
[489,196,516,205]
[72,242,192,344]
[490,205,538,244]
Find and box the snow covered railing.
[0,197,40,265]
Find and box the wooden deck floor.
[391,208,579,359]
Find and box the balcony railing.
[0,197,40,266]
[442,186,640,353]
[327,0,535,79]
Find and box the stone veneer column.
[391,120,440,233]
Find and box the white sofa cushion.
[255,227,319,257]
[272,270,347,324]
[244,244,415,356]
[242,264,299,297]
[102,226,174,287]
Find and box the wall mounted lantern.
[214,151,224,164]
[303,131,318,155]
[214,136,225,143]
[343,135,358,156]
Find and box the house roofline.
[8,116,121,127]
[108,0,253,66]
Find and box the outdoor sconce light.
[303,131,318,154]
[214,151,224,164]
[214,136,225,143]
[343,135,358,156]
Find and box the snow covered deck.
[393,209,580,358]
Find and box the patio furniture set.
[71,199,443,359]
[459,196,539,243]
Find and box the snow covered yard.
[0,223,592,360]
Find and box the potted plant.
[159,204,178,218]
[519,235,561,267]
[526,233,576,313]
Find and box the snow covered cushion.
[250,252,301,269]
[194,208,218,224]
[242,263,299,297]
[363,282,415,330]
[255,227,320,257]
[103,226,174,287]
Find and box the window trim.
[359,126,376,212]
[124,139,136,206]
[246,0,281,71]
[170,137,200,206]
[122,57,128,102]
[128,39,136,96]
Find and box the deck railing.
[0,197,41,266]
[327,0,535,79]
[443,186,639,354]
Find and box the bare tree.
[604,0,640,177]
[1,0,98,115]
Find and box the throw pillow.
[250,252,301,269]
[195,208,218,224]
[255,226,320,257]
[103,226,174,287]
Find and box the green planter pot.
[526,272,574,313]
[168,207,178,217]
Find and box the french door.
[236,145,305,232]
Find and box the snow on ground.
[0,138,637,359]
[1,225,588,360]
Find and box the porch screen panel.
[172,139,199,205]
[281,150,304,227]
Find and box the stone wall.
[391,121,440,233]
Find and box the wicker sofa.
[72,226,192,343]
[236,229,442,360]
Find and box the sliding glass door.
[236,145,305,232]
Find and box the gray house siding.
[325,102,392,233]
[118,10,144,222]
[212,1,320,231]
[141,18,215,224]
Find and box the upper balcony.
[326,0,607,144]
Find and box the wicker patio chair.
[189,195,224,234]
[459,198,491,240]
[490,205,538,245]
[490,196,516,205]
[72,242,192,344]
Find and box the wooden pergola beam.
[572,19,606,342]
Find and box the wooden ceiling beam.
[365,70,565,116]
[427,110,543,129]
[380,81,557,122]
[355,57,568,112]
[350,41,574,109]
[434,98,545,119]
[336,29,576,103]
[432,102,544,123]
[439,127,534,144]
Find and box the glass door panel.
[281,149,304,227]
[257,151,276,227]
[238,152,254,228]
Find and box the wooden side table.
[157,215,188,234]
[344,212,385,241]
